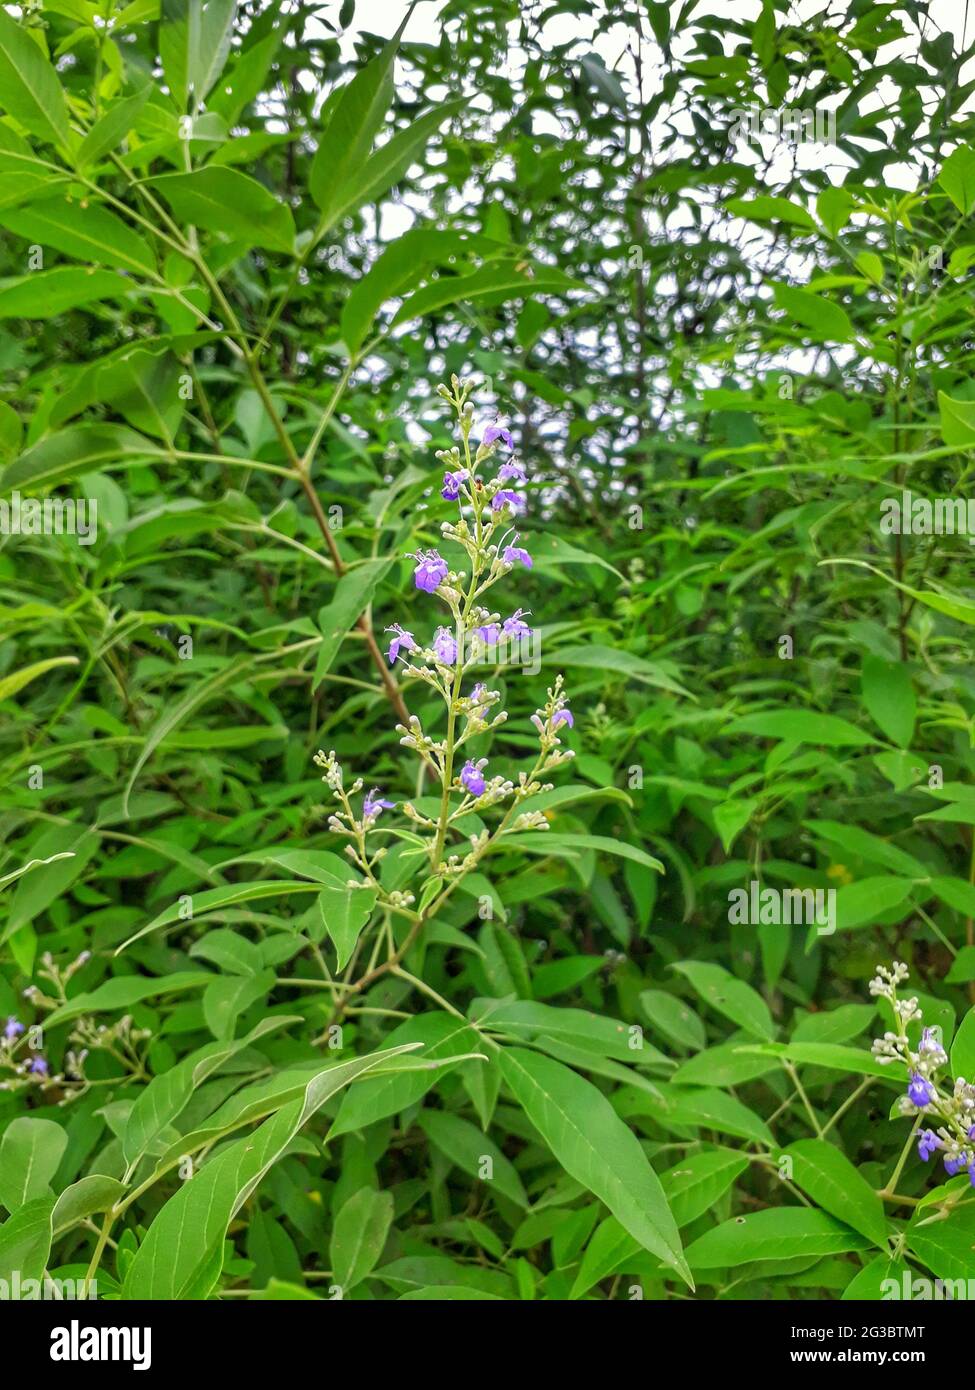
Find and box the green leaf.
[44,971,213,1027]
[725,709,873,747]
[315,558,394,683]
[639,990,706,1052]
[739,1041,902,1081]
[784,1139,888,1247]
[147,168,295,254]
[0,268,135,321]
[0,1196,54,1284]
[417,1110,528,1208]
[672,1041,778,1088]
[861,655,915,748]
[569,1216,641,1299]
[340,228,468,354]
[0,1118,68,1211]
[661,1149,749,1228]
[324,98,463,237]
[685,1208,871,1268]
[0,197,156,275]
[670,961,775,1040]
[950,1006,975,1079]
[52,1176,127,1236]
[330,1187,393,1291]
[75,87,152,169]
[309,16,407,225]
[0,657,79,703]
[937,144,975,215]
[804,820,927,879]
[202,969,274,1039]
[329,1014,484,1140]
[946,945,975,984]
[475,998,668,1065]
[619,1084,774,1146]
[0,9,72,152]
[772,283,855,343]
[495,832,663,875]
[938,391,975,447]
[842,1255,911,1301]
[117,879,323,953]
[123,1017,296,1167]
[3,423,164,493]
[497,1046,691,1286]
[3,824,98,940]
[727,195,816,229]
[834,876,913,931]
[316,885,378,970]
[392,263,582,328]
[122,1042,421,1298]
[906,1206,975,1283]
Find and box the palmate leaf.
[497,1046,691,1286]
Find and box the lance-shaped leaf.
[122,1042,422,1299]
[122,1016,298,1168]
[147,168,295,254]
[497,1046,691,1286]
[0,9,72,153]
[316,884,378,969]
[309,13,409,226]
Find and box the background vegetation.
[2,0,975,1301]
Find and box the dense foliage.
[3,0,975,1303]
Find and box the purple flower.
[483,425,514,449]
[442,470,467,501]
[945,1155,964,1176]
[469,682,489,718]
[502,610,532,640]
[413,550,448,593]
[969,1164,975,1189]
[3,1016,24,1042]
[503,542,532,570]
[553,707,574,730]
[385,624,417,666]
[474,622,501,646]
[491,489,526,515]
[363,789,395,821]
[497,461,526,484]
[919,1027,944,1057]
[432,626,458,664]
[460,761,486,796]
[908,1072,935,1107]
[918,1129,941,1161]
[27,1055,49,1076]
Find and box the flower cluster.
[314,379,575,902]
[1,951,152,1102]
[870,961,975,1184]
